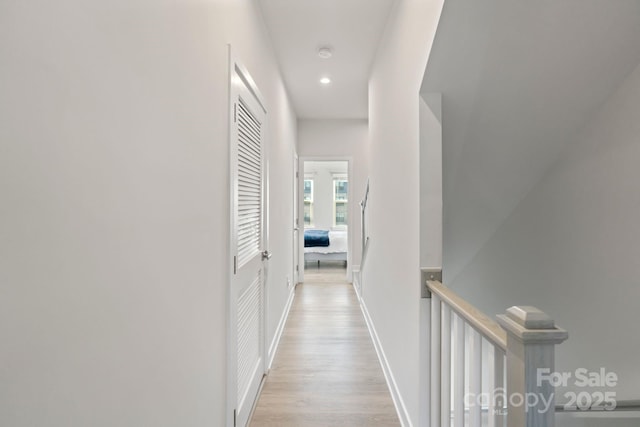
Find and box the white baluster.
[442,304,452,426]
[491,348,505,427]
[453,313,465,427]
[469,329,482,427]
[430,294,441,427]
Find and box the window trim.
[333,176,348,228]
[303,178,314,227]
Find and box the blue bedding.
[304,230,330,247]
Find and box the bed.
[304,229,348,266]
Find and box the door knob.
[262,250,272,260]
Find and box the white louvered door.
[230,60,267,427]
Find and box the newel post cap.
[497,306,568,345]
[506,306,555,329]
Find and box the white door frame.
[293,153,299,285]
[298,156,354,284]
[227,46,269,427]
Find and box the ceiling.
[258,0,396,119]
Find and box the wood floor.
[302,263,349,283]
[249,270,400,426]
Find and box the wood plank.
[250,276,400,426]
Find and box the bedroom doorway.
[300,160,350,282]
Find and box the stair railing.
[422,269,568,427]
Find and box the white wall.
[298,119,369,268]
[420,94,443,269]
[365,0,444,425]
[448,60,640,402]
[419,0,640,405]
[0,1,297,426]
[304,161,348,230]
[422,0,640,287]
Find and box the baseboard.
[358,296,413,427]
[352,268,362,301]
[267,287,295,369]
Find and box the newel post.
[497,306,568,427]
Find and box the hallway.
[250,274,400,426]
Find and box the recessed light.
[320,77,331,85]
[318,47,333,59]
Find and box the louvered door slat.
[238,187,259,195]
[238,103,261,132]
[238,151,260,171]
[236,96,262,268]
[238,107,260,132]
[238,128,261,151]
[238,140,260,160]
[238,131,260,148]
[237,273,263,406]
[238,172,261,185]
[238,143,260,161]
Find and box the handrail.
[425,278,507,351]
[360,178,369,257]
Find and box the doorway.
[299,160,351,283]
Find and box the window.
[333,177,348,227]
[303,179,313,226]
